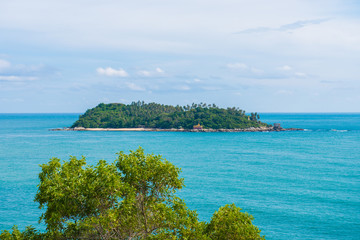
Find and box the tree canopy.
[1,148,265,240]
[71,101,269,129]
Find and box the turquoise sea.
[0,113,359,239]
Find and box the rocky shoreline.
[50,126,303,132]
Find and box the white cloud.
[276,65,308,78]
[295,72,307,77]
[227,62,263,76]
[125,82,145,91]
[0,59,48,76]
[185,78,202,84]
[174,85,191,91]
[97,67,128,77]
[0,59,55,83]
[156,67,164,73]
[138,70,151,77]
[0,76,38,81]
[236,18,330,34]
[279,65,292,71]
[0,59,47,73]
[227,63,248,70]
[137,67,165,77]
[0,59,11,71]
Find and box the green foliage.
[71,101,269,129]
[0,225,43,240]
[34,155,125,236]
[205,204,265,240]
[1,148,265,239]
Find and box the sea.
[0,113,359,239]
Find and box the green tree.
[205,204,265,240]
[1,148,265,240]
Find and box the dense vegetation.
[1,148,265,239]
[71,101,269,129]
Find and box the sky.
[0,0,360,113]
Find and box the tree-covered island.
[70,101,272,131]
[62,101,303,132]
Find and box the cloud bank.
[1,1,360,112]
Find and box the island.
[52,102,303,132]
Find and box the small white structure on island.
[273,123,281,129]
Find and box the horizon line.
[1,112,360,114]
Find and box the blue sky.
[1,0,360,113]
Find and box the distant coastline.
[66,102,304,132]
[50,126,303,132]
[70,102,271,130]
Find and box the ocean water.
[0,113,359,239]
